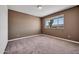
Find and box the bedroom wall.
[41,6,79,42]
[8,10,41,39]
[0,5,8,53]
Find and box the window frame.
[44,18,51,29]
[44,14,64,29]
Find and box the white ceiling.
[8,5,76,17]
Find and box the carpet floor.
[5,34,79,54]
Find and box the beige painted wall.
[8,10,41,39]
[41,6,79,41]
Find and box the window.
[45,20,50,28]
[52,16,64,26]
[45,15,64,29]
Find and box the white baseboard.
[8,34,42,42]
[42,34,79,44]
[9,34,79,44]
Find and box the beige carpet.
[5,34,79,54]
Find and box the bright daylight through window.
[45,15,64,29]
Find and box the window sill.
[45,27,64,30]
[51,27,64,30]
